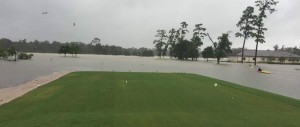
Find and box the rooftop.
[234,50,300,58]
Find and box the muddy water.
[1,53,300,100]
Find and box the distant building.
[229,50,300,64]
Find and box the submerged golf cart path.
[0,71,71,105]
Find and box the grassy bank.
[1,72,300,126]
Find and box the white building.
[229,50,300,64]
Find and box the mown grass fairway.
[1,72,300,126]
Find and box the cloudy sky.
[0,0,299,50]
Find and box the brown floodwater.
[1,53,300,100]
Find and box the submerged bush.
[18,52,33,60]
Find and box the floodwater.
[1,53,300,100]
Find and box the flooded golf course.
[1,53,300,100]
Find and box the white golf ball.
[214,83,218,87]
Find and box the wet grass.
[1,72,300,127]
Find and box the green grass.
[1,72,300,127]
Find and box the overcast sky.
[0,0,299,50]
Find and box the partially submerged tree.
[59,43,81,57]
[236,6,255,63]
[152,22,231,62]
[18,52,33,59]
[70,42,81,57]
[190,24,206,60]
[171,22,204,60]
[162,44,168,58]
[59,45,70,56]
[0,48,5,58]
[7,47,16,57]
[174,40,190,60]
[7,47,17,61]
[168,28,176,58]
[153,30,168,58]
[215,33,232,64]
[172,22,189,60]
[202,46,214,62]
[253,0,279,65]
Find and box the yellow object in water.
[259,71,271,74]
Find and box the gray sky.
[0,0,299,50]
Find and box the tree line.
[0,46,33,61]
[0,38,154,57]
[273,44,300,55]
[153,0,280,64]
[153,21,232,64]
[153,22,207,61]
